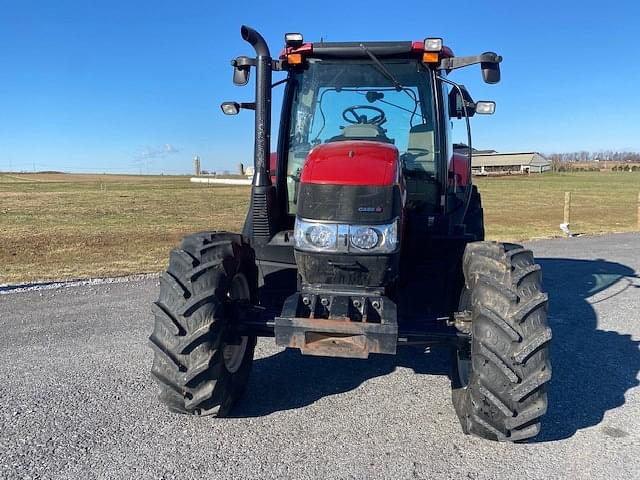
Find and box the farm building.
[471,152,551,175]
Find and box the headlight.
[305,224,336,249]
[294,218,398,254]
[373,220,398,253]
[294,218,337,251]
[350,227,379,250]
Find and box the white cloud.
[135,144,180,161]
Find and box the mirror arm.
[437,75,474,221]
[232,57,283,74]
[232,56,256,68]
[271,78,289,88]
[438,53,502,71]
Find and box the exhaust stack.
[241,25,272,188]
[240,25,276,243]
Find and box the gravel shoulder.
[1,233,639,479]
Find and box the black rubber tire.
[451,241,552,442]
[465,185,485,241]
[149,232,258,416]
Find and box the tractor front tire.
[149,232,258,416]
[452,241,552,441]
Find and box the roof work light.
[285,33,304,48]
[424,38,443,52]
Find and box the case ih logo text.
[358,206,383,213]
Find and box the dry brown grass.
[475,172,640,241]
[0,173,249,283]
[1,171,638,283]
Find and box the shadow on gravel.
[533,257,640,442]
[233,345,450,418]
[234,258,640,442]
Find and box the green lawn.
[1,171,638,283]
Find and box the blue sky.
[1,0,639,174]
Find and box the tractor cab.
[283,56,439,216]
[222,31,500,309]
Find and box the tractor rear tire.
[451,241,551,441]
[149,232,258,416]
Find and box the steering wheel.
[342,105,386,126]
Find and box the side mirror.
[231,56,252,86]
[233,66,250,86]
[221,102,240,115]
[475,101,496,115]
[448,85,476,119]
[481,52,501,84]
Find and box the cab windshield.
[286,59,439,214]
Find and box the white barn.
[472,152,551,175]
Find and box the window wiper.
[359,44,404,90]
[359,44,416,103]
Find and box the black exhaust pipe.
[241,25,270,58]
[241,25,272,188]
[240,25,276,243]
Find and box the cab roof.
[281,41,454,60]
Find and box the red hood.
[300,141,399,186]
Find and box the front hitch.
[275,291,398,359]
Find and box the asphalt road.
[1,233,639,479]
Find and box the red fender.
[450,152,470,186]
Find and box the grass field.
[1,171,638,283]
[474,172,640,240]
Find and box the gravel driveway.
[1,233,639,479]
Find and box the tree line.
[548,150,640,163]
[547,150,640,172]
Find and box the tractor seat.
[327,124,394,144]
[401,123,435,174]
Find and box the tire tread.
[453,241,552,442]
[149,231,257,416]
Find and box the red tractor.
[149,26,551,442]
